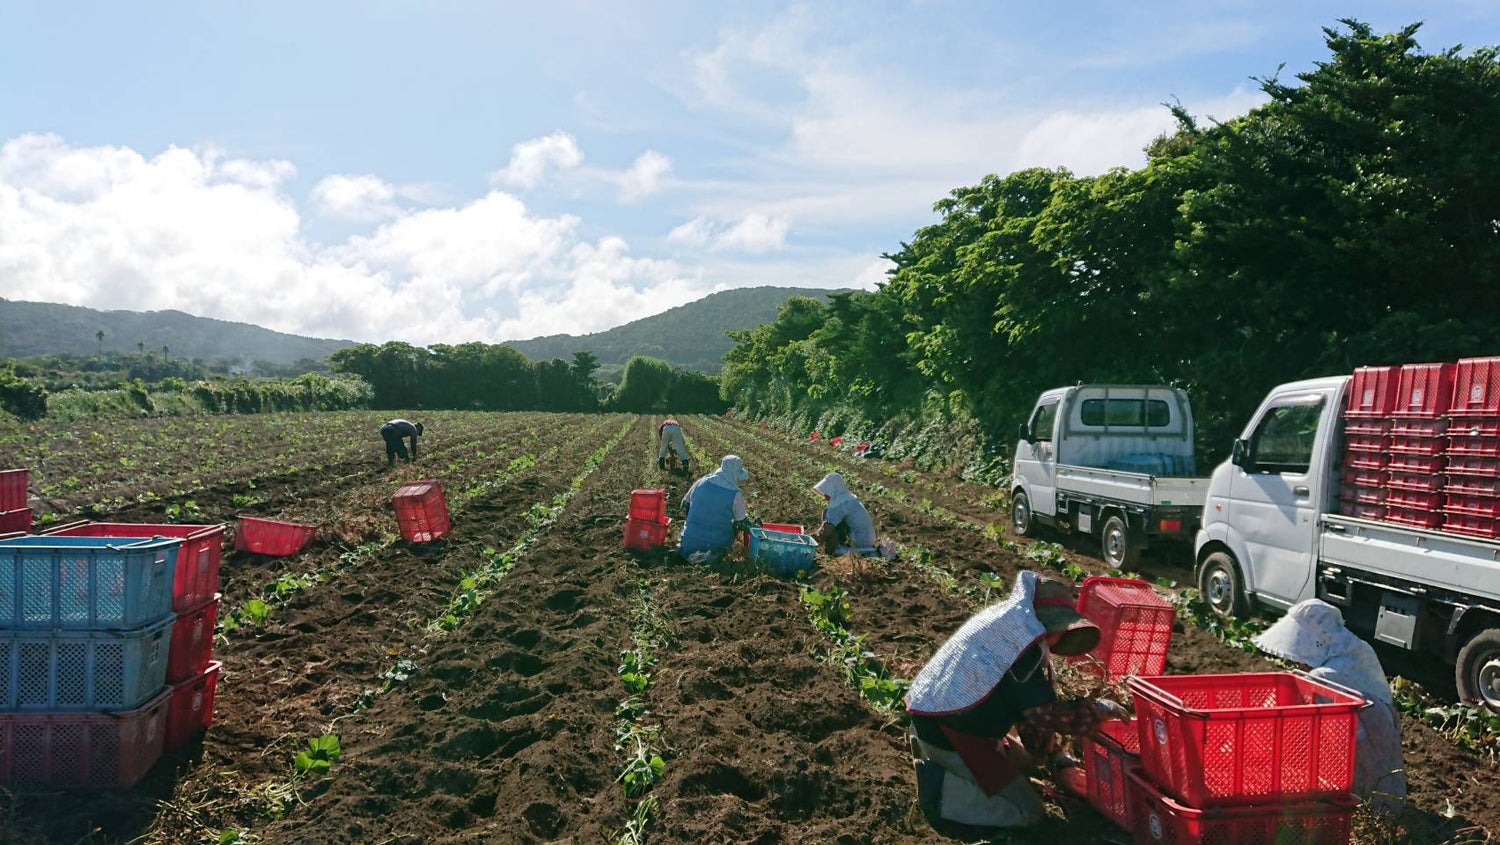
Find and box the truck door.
[1016,399,1060,517]
[1229,393,1328,607]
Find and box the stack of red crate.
[1339,366,1396,520]
[1384,363,1453,530]
[623,488,671,552]
[1444,356,1500,539]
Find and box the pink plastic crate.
[1126,672,1364,807]
[1385,453,1444,474]
[1338,486,1386,506]
[1389,417,1447,437]
[1126,770,1356,845]
[1074,578,1175,680]
[0,470,26,512]
[1447,437,1500,458]
[623,517,671,552]
[1388,435,1447,456]
[629,488,667,522]
[1385,489,1443,510]
[167,594,218,684]
[1342,435,1389,454]
[1340,468,1389,489]
[1385,472,1443,494]
[234,517,317,556]
[1392,362,1456,418]
[1339,501,1385,520]
[393,480,450,543]
[1345,452,1390,472]
[1446,456,1500,478]
[1450,357,1500,417]
[0,689,169,790]
[1344,366,1398,417]
[1446,476,1500,497]
[46,522,224,612]
[1341,418,1390,436]
[1084,720,1139,830]
[1385,507,1445,530]
[1445,494,1500,519]
[1441,513,1500,540]
[165,661,220,752]
[1449,418,1500,438]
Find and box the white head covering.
[1253,599,1392,705]
[706,455,749,492]
[813,472,856,510]
[906,571,1049,715]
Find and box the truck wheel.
[1011,491,1037,537]
[1456,628,1500,713]
[1197,551,1246,619]
[1101,514,1140,570]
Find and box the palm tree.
[137,341,144,355]
[162,345,169,360]
[95,329,104,355]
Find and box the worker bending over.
[812,472,878,556]
[658,417,690,473]
[1254,599,1407,811]
[906,572,1127,829]
[678,455,750,562]
[380,419,423,467]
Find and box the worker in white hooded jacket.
[812,472,878,556]
[678,455,751,562]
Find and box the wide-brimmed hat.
[1032,578,1099,656]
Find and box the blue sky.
[1,2,1495,344]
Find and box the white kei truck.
[1195,375,1500,710]
[1011,385,1210,570]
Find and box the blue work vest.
[679,482,738,559]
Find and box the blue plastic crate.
[748,527,818,575]
[0,535,180,629]
[0,613,173,710]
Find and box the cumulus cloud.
[666,213,789,253]
[615,150,672,202]
[490,131,584,189]
[310,173,402,221]
[0,134,712,344]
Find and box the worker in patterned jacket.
[657,417,690,474]
[905,572,1127,829]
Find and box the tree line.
[720,21,1500,460]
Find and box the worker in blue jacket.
[380,419,423,466]
[678,455,750,562]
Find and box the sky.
[1,2,1496,345]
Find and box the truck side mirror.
[1231,438,1251,470]
[1017,422,1031,443]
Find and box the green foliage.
[800,586,910,713]
[293,734,342,776]
[618,648,655,695]
[331,341,597,411]
[610,355,727,414]
[0,365,47,419]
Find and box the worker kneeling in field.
[1253,599,1407,812]
[906,572,1128,829]
[812,472,878,556]
[678,455,750,562]
[380,419,423,467]
[657,417,689,474]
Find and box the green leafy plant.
[293,734,342,776]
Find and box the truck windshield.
[1030,402,1058,442]
[1249,398,1325,474]
[1080,398,1171,427]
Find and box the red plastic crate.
[1340,468,1388,489]
[1392,362,1456,418]
[1344,366,1398,417]
[1449,418,1500,438]
[629,489,667,522]
[1341,418,1390,436]
[1084,719,1140,830]
[165,661,220,752]
[0,469,26,512]
[1385,453,1444,474]
[1388,435,1447,456]
[1125,672,1363,807]
[1385,489,1443,511]
[738,523,805,550]
[1389,417,1447,437]
[1385,507,1445,530]
[1446,476,1500,496]
[1385,472,1443,494]
[1445,494,1500,518]
[1446,456,1500,478]
[1344,452,1390,472]
[1441,513,1500,539]
[1126,770,1357,845]
[0,508,31,535]
[1341,435,1389,454]
[1450,357,1500,417]
[1074,578,1174,680]
[167,594,219,683]
[234,516,317,556]
[46,522,224,612]
[1338,486,1386,506]
[0,689,169,790]
[1447,437,1500,458]
[392,480,450,543]
[623,517,671,552]
[1339,501,1385,520]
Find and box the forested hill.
[0,299,353,365]
[507,286,850,372]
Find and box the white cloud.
[490,131,584,189]
[310,173,402,222]
[666,213,788,253]
[853,257,893,290]
[615,150,672,202]
[0,134,711,345]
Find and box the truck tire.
[1012,490,1037,537]
[1101,514,1140,570]
[1198,550,1246,619]
[1456,628,1500,713]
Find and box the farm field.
[0,412,1496,844]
